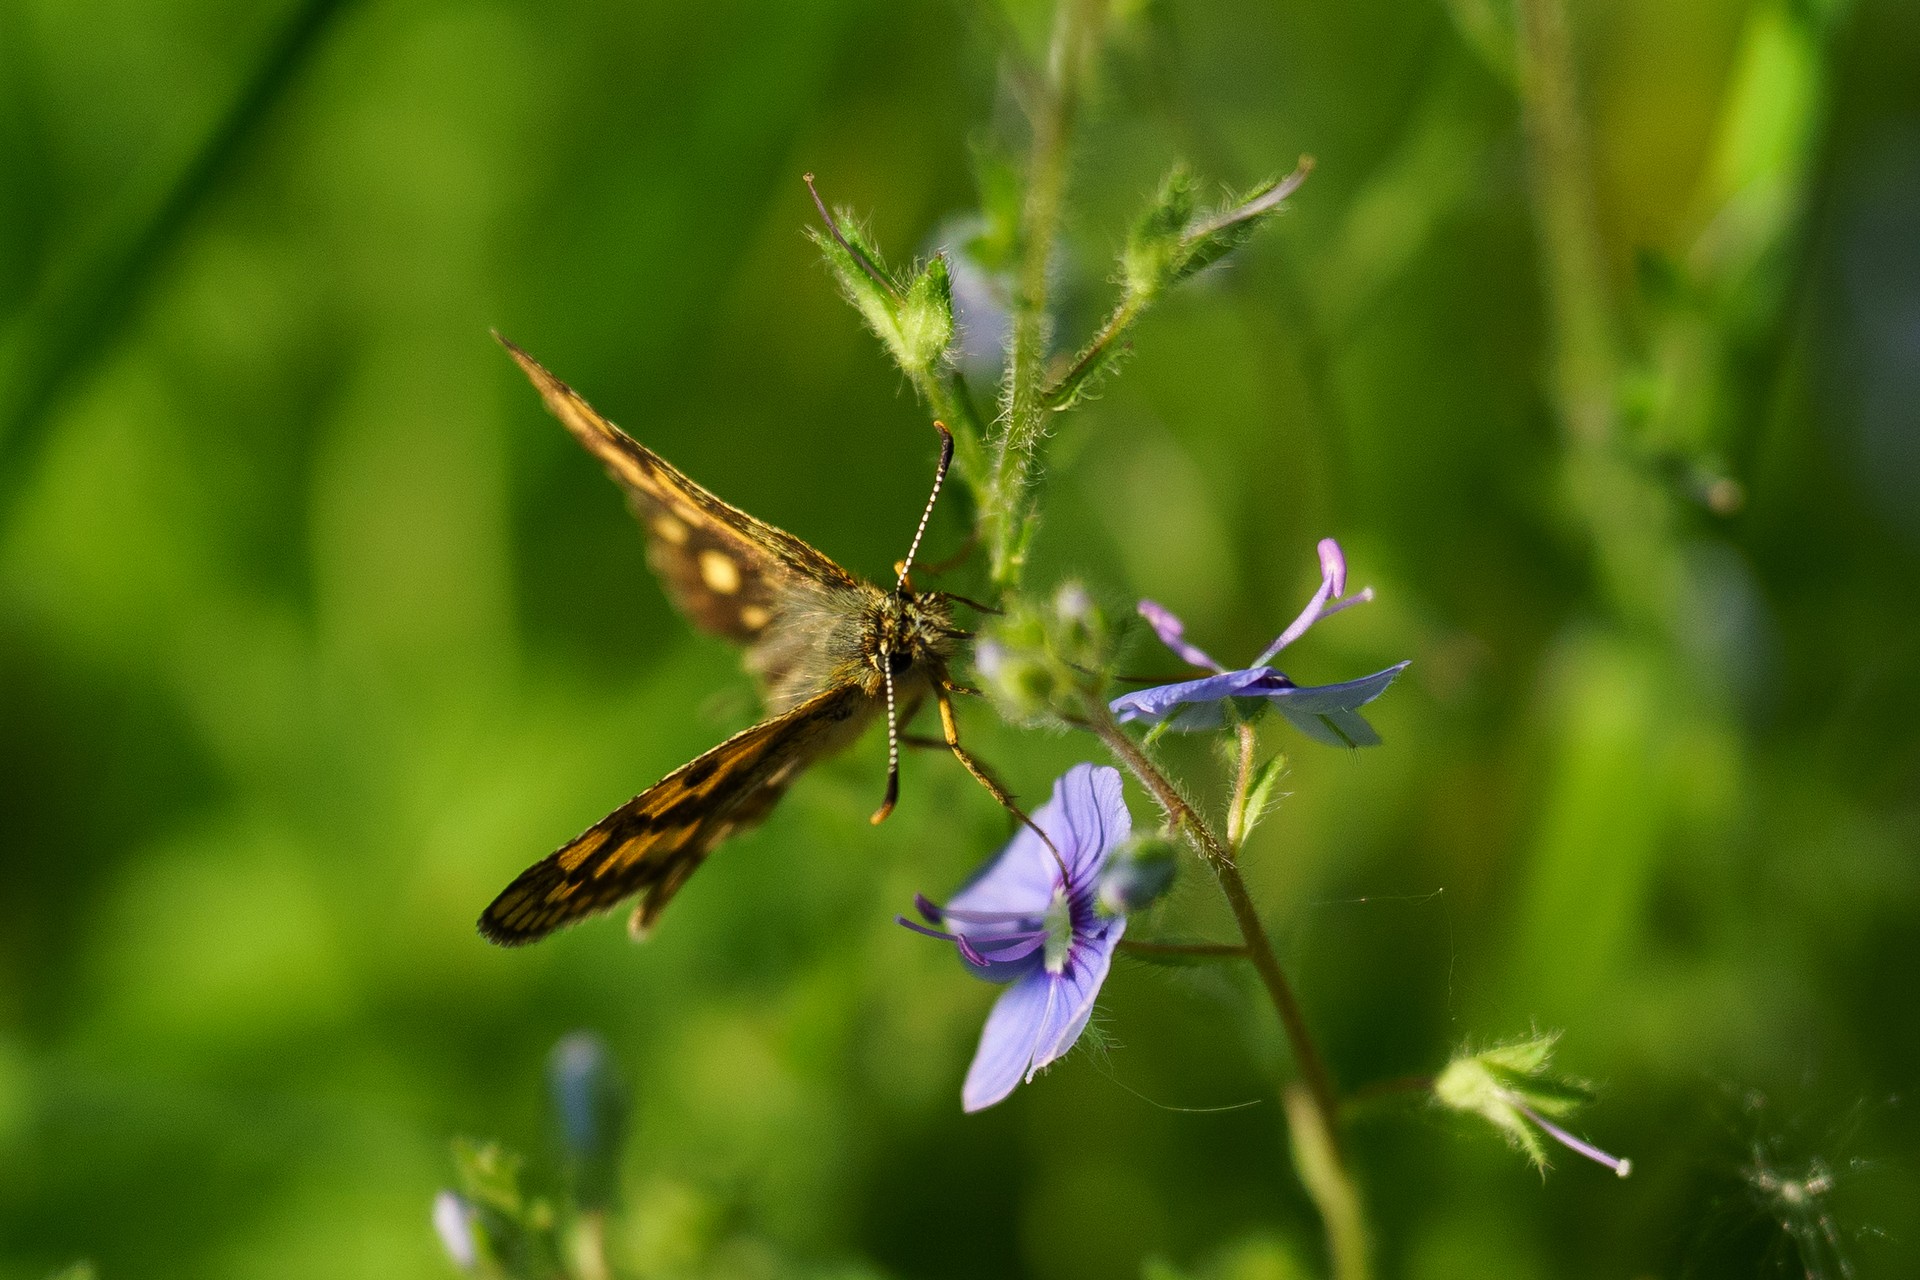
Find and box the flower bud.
[974,637,1058,722]
[1435,1033,1630,1177]
[1052,581,1110,668]
[1096,835,1178,916]
[805,178,954,382]
[547,1031,630,1209]
[896,254,955,376]
[1122,166,1196,302]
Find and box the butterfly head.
[864,588,960,690]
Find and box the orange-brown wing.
[478,683,871,946]
[497,334,857,643]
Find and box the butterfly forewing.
[479,683,873,945]
[498,335,857,644]
[481,337,957,944]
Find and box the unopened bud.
[976,637,1058,720]
[547,1031,630,1209]
[1122,167,1195,301]
[1097,835,1179,915]
[1052,581,1110,670]
[897,255,955,375]
[1435,1033,1630,1177]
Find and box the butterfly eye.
[888,650,914,674]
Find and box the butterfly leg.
[934,685,1061,860]
[899,733,950,750]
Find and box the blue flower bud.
[547,1032,630,1209]
[1096,835,1178,916]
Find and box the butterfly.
[479,335,1015,946]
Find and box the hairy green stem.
[922,368,991,507]
[1286,1085,1370,1280]
[984,0,1106,586]
[1040,290,1144,411]
[1515,0,1675,631]
[1090,709,1339,1125]
[1089,706,1366,1276]
[1226,721,1258,848]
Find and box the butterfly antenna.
[871,648,900,824]
[896,421,954,593]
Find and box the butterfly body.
[479,338,963,946]
[747,575,955,714]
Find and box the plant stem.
[925,368,992,511]
[1039,291,1142,412]
[1085,705,1345,1153]
[1286,1085,1370,1280]
[984,0,1106,586]
[1514,0,1675,632]
[1091,696,1371,1275]
[1226,721,1258,848]
[1213,829,1344,1149]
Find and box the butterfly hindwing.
[477,683,872,945]
[498,335,857,643]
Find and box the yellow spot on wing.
[651,514,689,545]
[699,550,741,594]
[739,603,771,630]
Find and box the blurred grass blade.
[0,0,354,515]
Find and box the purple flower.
[900,764,1130,1111]
[1110,538,1409,745]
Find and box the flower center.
[1042,889,1073,974]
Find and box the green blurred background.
[3,0,1917,1276]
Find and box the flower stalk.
[1084,701,1341,1130]
[1082,698,1365,1276]
[1515,0,1679,634]
[1286,1085,1371,1280]
[984,0,1107,586]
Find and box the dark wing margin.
[495,334,858,642]
[477,683,870,946]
